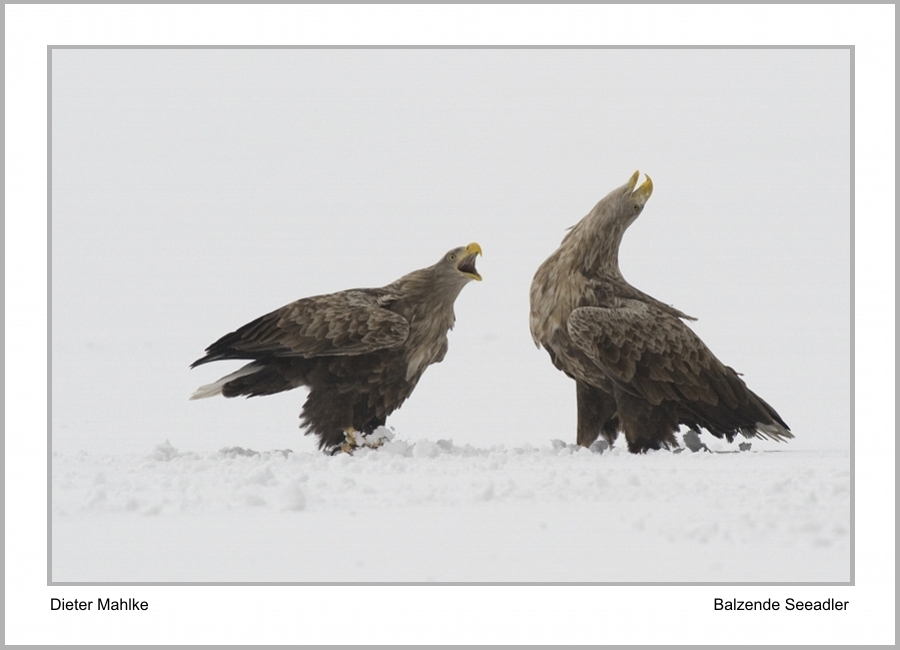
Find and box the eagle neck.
[393,267,462,332]
[568,215,628,280]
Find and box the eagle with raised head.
[529,172,791,453]
[191,243,482,453]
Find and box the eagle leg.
[576,382,620,448]
[614,387,680,454]
[336,427,361,455]
[332,425,393,455]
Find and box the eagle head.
[444,242,483,282]
[573,171,654,238]
[614,170,653,227]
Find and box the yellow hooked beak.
[457,242,483,281]
[628,170,653,203]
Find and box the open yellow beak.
[458,242,483,281]
[628,170,653,203]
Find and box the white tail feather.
[753,421,794,442]
[190,362,263,400]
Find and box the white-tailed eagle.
[192,243,482,453]
[530,173,791,453]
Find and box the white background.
[50,46,849,456]
[6,3,895,645]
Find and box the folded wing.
[191,289,410,366]
[567,302,791,441]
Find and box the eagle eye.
[633,204,641,213]
[448,253,457,261]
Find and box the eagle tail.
[744,390,793,442]
[190,362,264,400]
[746,420,794,442]
[677,387,793,445]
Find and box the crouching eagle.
[191,243,482,453]
[529,172,791,453]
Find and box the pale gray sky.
[51,47,851,454]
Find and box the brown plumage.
[529,172,791,453]
[191,243,482,452]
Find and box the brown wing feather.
[567,301,736,408]
[192,289,410,366]
[567,302,791,441]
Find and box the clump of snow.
[682,431,709,453]
[361,426,394,448]
[151,440,182,461]
[219,446,261,458]
[411,439,441,458]
[589,439,610,453]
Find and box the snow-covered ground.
[52,434,850,584]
